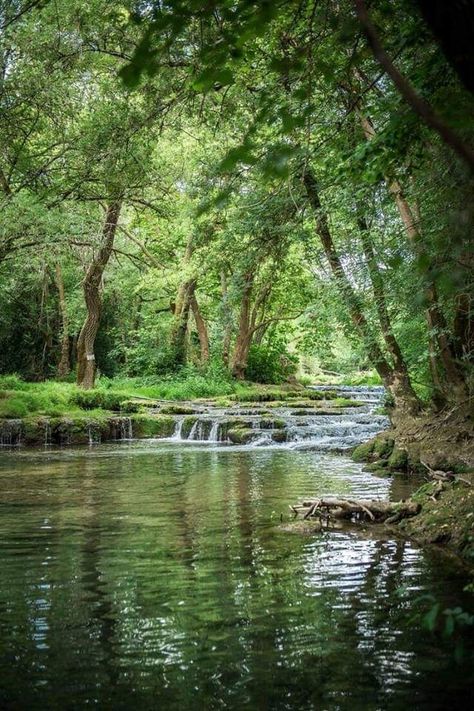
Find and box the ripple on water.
[0,417,472,709]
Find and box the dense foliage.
[0,0,472,409]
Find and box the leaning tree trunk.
[357,215,421,412]
[303,168,416,411]
[220,270,233,367]
[77,201,121,389]
[55,263,70,378]
[357,108,467,401]
[190,294,210,364]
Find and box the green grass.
[311,369,382,386]
[0,372,237,418]
[0,371,364,419]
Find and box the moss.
[399,475,474,563]
[227,428,255,444]
[131,415,175,438]
[271,430,288,443]
[388,447,408,471]
[182,416,198,438]
[259,418,286,430]
[366,460,389,471]
[119,400,144,413]
[373,437,394,459]
[352,440,375,462]
[160,405,196,415]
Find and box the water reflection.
[0,444,472,709]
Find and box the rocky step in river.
[0,385,389,449]
[157,385,388,450]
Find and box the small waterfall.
[172,418,184,440]
[208,420,219,442]
[187,420,199,440]
[120,417,133,440]
[158,386,387,450]
[44,420,52,446]
[0,419,23,446]
[87,422,101,445]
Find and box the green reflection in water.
[0,443,472,710]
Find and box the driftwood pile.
[290,497,420,525]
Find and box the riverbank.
[0,382,363,447]
[351,404,474,565]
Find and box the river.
[0,387,472,709]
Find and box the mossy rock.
[388,447,408,471]
[259,418,286,430]
[119,400,144,414]
[160,405,196,415]
[131,415,175,438]
[271,430,288,443]
[287,401,320,409]
[352,440,375,462]
[181,416,198,438]
[227,428,255,444]
[373,437,394,459]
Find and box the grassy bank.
[0,373,355,419]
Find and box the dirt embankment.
[352,404,474,564]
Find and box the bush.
[70,390,128,411]
[0,396,29,418]
[0,374,30,391]
[245,344,297,384]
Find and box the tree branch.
[352,0,474,172]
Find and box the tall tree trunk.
[174,235,194,317]
[190,294,210,364]
[303,169,417,411]
[220,270,233,367]
[231,272,254,379]
[170,279,196,367]
[358,215,421,411]
[55,263,70,378]
[77,201,121,389]
[357,109,466,399]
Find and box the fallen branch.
[291,496,420,524]
[420,460,472,487]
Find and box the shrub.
[70,390,128,411]
[0,396,29,418]
[245,344,297,384]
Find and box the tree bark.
[190,294,210,364]
[55,263,70,378]
[170,279,196,367]
[357,108,467,399]
[358,215,421,412]
[303,168,418,410]
[231,272,254,379]
[220,270,233,367]
[77,201,121,389]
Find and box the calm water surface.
[0,441,472,710]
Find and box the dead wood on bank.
[290,497,420,525]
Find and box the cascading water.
[0,419,23,446]
[161,386,388,450]
[208,420,220,442]
[120,417,133,440]
[44,420,52,446]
